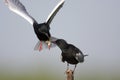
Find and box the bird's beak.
[51,41,56,44]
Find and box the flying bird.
[4,0,65,51]
[53,39,88,72]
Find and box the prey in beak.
[45,40,51,50]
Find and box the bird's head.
[52,39,68,49]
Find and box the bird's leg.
[67,63,69,70]
[39,42,42,51]
[73,65,77,73]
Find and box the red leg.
[39,42,42,51]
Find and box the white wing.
[46,0,65,25]
[4,0,37,25]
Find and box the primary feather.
[46,0,65,25]
[4,0,37,25]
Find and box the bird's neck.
[59,45,68,52]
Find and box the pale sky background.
[0,0,120,80]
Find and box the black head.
[54,39,68,49]
[38,23,50,31]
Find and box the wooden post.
[66,69,74,80]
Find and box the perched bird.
[4,0,65,51]
[53,39,88,72]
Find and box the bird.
[4,0,65,51]
[53,39,88,72]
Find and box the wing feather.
[4,0,37,25]
[46,0,65,25]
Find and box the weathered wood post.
[66,69,74,80]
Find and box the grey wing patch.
[75,52,84,62]
[75,53,81,62]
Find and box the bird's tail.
[84,54,88,57]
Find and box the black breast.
[61,52,79,64]
[33,22,51,41]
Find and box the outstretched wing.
[46,0,65,25]
[4,0,37,25]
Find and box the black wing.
[69,44,84,62]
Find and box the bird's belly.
[66,58,78,64]
[63,56,78,64]
[36,32,49,41]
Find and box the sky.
[0,0,120,80]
